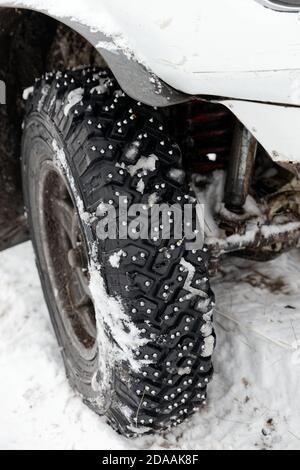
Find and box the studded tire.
[22,67,215,437]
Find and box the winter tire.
[22,68,215,436]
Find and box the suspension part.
[172,100,236,173]
[224,121,257,213]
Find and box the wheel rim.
[38,161,97,360]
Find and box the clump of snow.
[178,367,192,376]
[219,194,263,223]
[180,258,214,353]
[108,250,125,269]
[37,85,50,112]
[243,195,263,218]
[167,168,185,184]
[127,424,151,436]
[261,222,300,238]
[64,88,84,116]
[52,140,90,223]
[90,78,111,95]
[96,202,109,217]
[201,336,215,358]
[96,41,119,53]
[136,179,145,194]
[125,141,141,162]
[115,161,126,171]
[23,86,34,101]
[127,154,158,177]
[89,259,148,390]
[148,192,159,208]
[196,297,213,315]
[201,322,213,338]
[214,223,258,252]
[180,258,206,297]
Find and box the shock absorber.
[172,101,257,213]
[224,121,258,214]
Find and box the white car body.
[1,0,300,163]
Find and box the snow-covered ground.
[1,242,300,450]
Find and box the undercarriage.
[175,100,300,272]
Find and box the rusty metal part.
[208,221,300,256]
[263,177,300,221]
[225,122,258,213]
[207,173,300,271]
[208,222,300,276]
[208,220,300,274]
[267,190,300,220]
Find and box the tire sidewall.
[22,114,109,408]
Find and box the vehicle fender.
[219,100,300,164]
[0,1,189,106]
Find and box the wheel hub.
[39,161,96,355]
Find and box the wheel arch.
[0,3,189,107]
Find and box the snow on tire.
[21,67,215,436]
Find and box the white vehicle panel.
[1,0,300,105]
[220,100,300,163]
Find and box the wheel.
[22,68,215,436]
